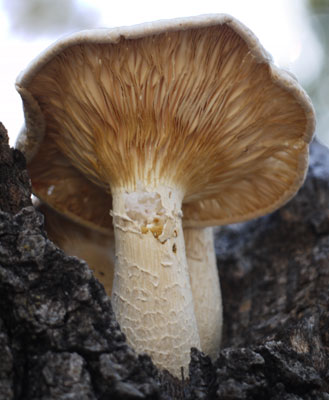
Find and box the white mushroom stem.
[184,227,222,360]
[111,184,200,377]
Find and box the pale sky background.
[0,0,326,146]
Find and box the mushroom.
[185,227,222,359]
[37,202,115,295]
[16,15,315,377]
[38,200,222,358]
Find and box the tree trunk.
[0,121,328,399]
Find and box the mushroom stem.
[185,227,222,360]
[111,184,200,377]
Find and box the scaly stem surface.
[111,184,200,377]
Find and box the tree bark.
[0,121,328,399]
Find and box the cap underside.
[18,17,314,229]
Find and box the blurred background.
[0,0,328,148]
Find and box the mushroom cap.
[16,14,315,230]
[37,201,115,295]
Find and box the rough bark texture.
[0,121,328,399]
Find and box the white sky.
[0,0,323,145]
